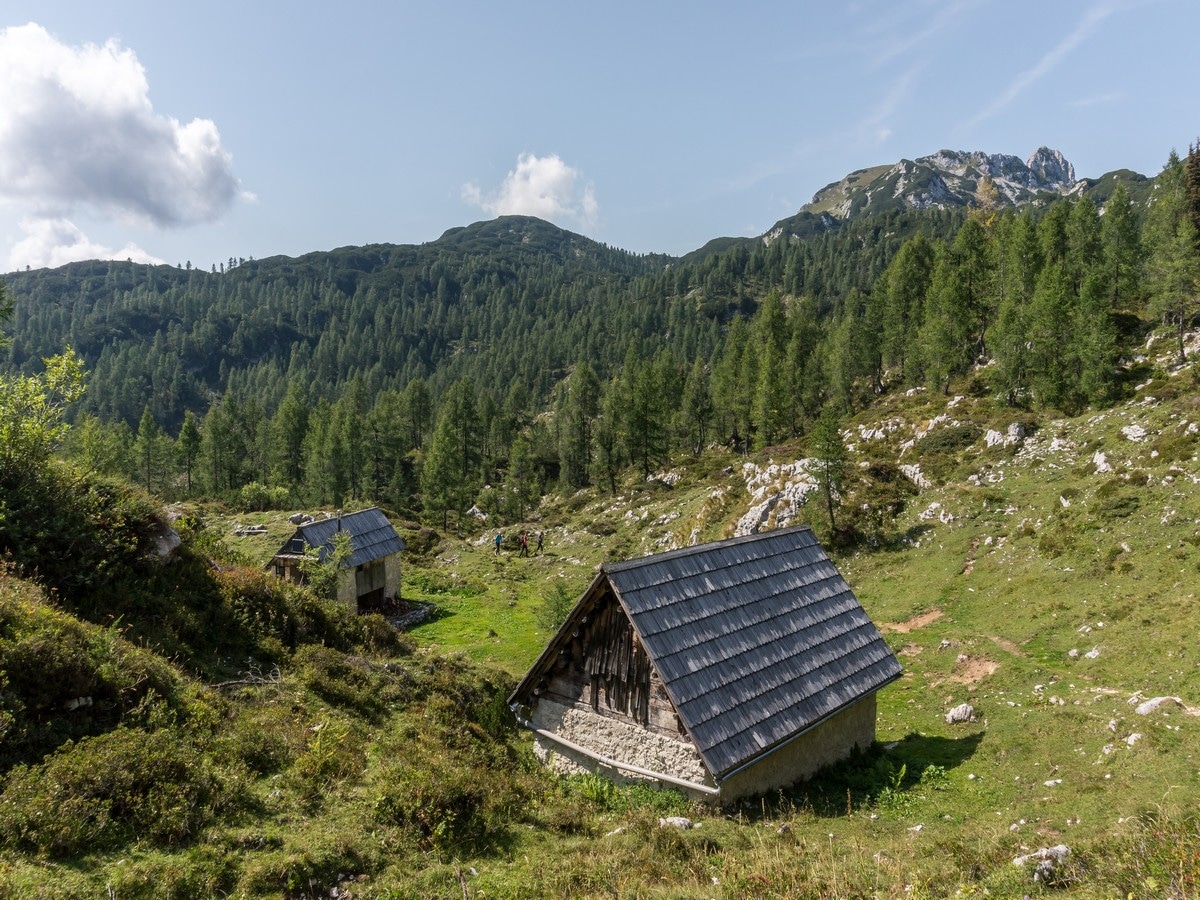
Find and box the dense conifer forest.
[2,147,1199,529]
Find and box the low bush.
[0,575,185,769]
[0,726,242,857]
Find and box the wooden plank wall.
[538,590,687,740]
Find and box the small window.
[290,538,305,553]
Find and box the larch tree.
[1146,151,1200,366]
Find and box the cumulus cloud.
[0,23,242,266]
[7,218,164,271]
[463,153,598,229]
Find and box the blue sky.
[0,0,1195,273]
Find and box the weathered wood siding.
[537,589,688,742]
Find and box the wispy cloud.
[1067,91,1125,109]
[960,1,1121,131]
[855,62,924,147]
[462,153,598,230]
[861,0,986,71]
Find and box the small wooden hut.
[508,526,902,801]
[267,507,405,613]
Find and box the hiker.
[494,532,503,554]
[519,532,529,557]
[536,531,544,555]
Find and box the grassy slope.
[17,357,1196,896]
[385,361,1200,894]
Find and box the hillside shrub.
[0,726,240,857]
[919,424,982,456]
[0,575,184,769]
[289,718,364,806]
[236,481,290,512]
[292,644,409,718]
[0,463,163,595]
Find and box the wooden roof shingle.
[282,507,406,568]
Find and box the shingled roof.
[513,525,901,781]
[286,508,406,568]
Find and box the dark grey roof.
[286,508,405,568]
[518,526,901,781]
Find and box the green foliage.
[289,717,364,806]
[534,580,576,632]
[298,528,354,602]
[236,480,291,511]
[0,349,85,473]
[0,726,239,857]
[920,423,982,456]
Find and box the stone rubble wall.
[530,697,712,790]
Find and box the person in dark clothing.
[536,531,544,554]
[519,532,529,557]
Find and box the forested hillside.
[2,146,1199,535]
[3,143,1200,897]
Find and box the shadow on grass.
[888,729,985,770]
[765,730,985,820]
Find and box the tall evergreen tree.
[809,406,847,538]
[1146,151,1200,366]
[1100,180,1143,311]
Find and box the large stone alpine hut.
[267,507,405,614]
[508,526,902,801]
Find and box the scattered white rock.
[900,464,932,490]
[1092,451,1112,474]
[1084,647,1101,660]
[659,817,694,830]
[1068,649,1079,659]
[1014,844,1071,884]
[1043,778,1062,787]
[945,703,976,725]
[1122,424,1147,442]
[1125,733,1142,747]
[1128,696,1195,720]
[1059,495,1071,508]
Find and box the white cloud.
[463,153,598,229]
[6,217,164,270]
[0,23,241,244]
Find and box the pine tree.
[679,358,714,456]
[1100,180,1143,311]
[177,411,201,495]
[809,406,847,538]
[1146,151,1200,366]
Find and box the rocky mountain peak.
[777,146,1082,240]
[1026,147,1076,190]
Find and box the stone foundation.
[527,693,878,803]
[529,698,713,792]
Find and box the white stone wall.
[385,555,401,600]
[530,698,713,792]
[530,693,879,804]
[717,695,877,801]
[335,568,357,612]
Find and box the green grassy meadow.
[5,374,1199,897]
